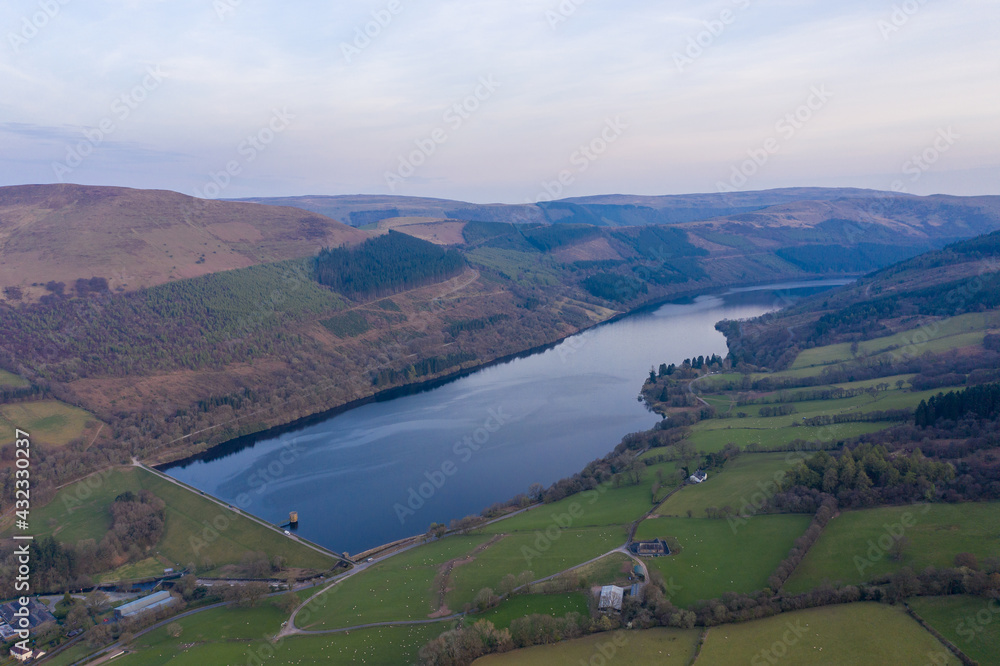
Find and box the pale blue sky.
[1,0,998,202]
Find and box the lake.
[163,280,848,555]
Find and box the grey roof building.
[114,591,175,619]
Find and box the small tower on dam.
[289,511,299,526]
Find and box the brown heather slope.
[0,183,368,301]
[682,195,1000,248]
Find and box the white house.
[10,645,33,662]
[689,470,708,484]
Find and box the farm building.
[689,470,708,483]
[598,585,625,611]
[0,600,55,630]
[114,591,176,620]
[629,538,670,557]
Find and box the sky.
[1,0,998,203]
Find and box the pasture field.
[540,552,636,589]
[833,373,916,390]
[686,421,888,453]
[119,600,447,666]
[657,453,798,518]
[635,515,811,607]
[0,399,100,447]
[0,466,337,576]
[785,502,1000,594]
[789,311,1000,370]
[0,368,29,387]
[682,377,960,454]
[909,596,1000,666]
[473,593,589,629]
[479,461,679,534]
[447,527,629,609]
[475,627,701,665]
[697,603,958,665]
[296,535,489,630]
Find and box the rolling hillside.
[0,184,369,301]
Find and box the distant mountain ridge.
[231,187,987,228]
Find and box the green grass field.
[658,453,798,518]
[96,557,170,583]
[473,593,589,629]
[480,461,679,534]
[687,421,888,453]
[910,596,1000,666]
[785,502,1000,593]
[448,527,629,609]
[789,311,1000,370]
[475,627,701,665]
[635,515,811,607]
[0,399,100,447]
[697,603,958,665]
[542,552,636,589]
[296,536,489,630]
[0,368,29,387]
[682,377,958,454]
[118,600,447,665]
[0,466,336,577]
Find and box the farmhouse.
[598,585,624,611]
[114,591,176,620]
[9,645,32,662]
[689,470,708,483]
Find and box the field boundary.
[903,602,978,666]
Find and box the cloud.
[0,0,997,200]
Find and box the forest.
[314,231,466,299]
[914,382,1000,426]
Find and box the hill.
[719,229,1000,369]
[233,189,1000,232]
[0,184,368,301]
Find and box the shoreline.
[157,273,856,472]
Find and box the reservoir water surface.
[164,280,848,554]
